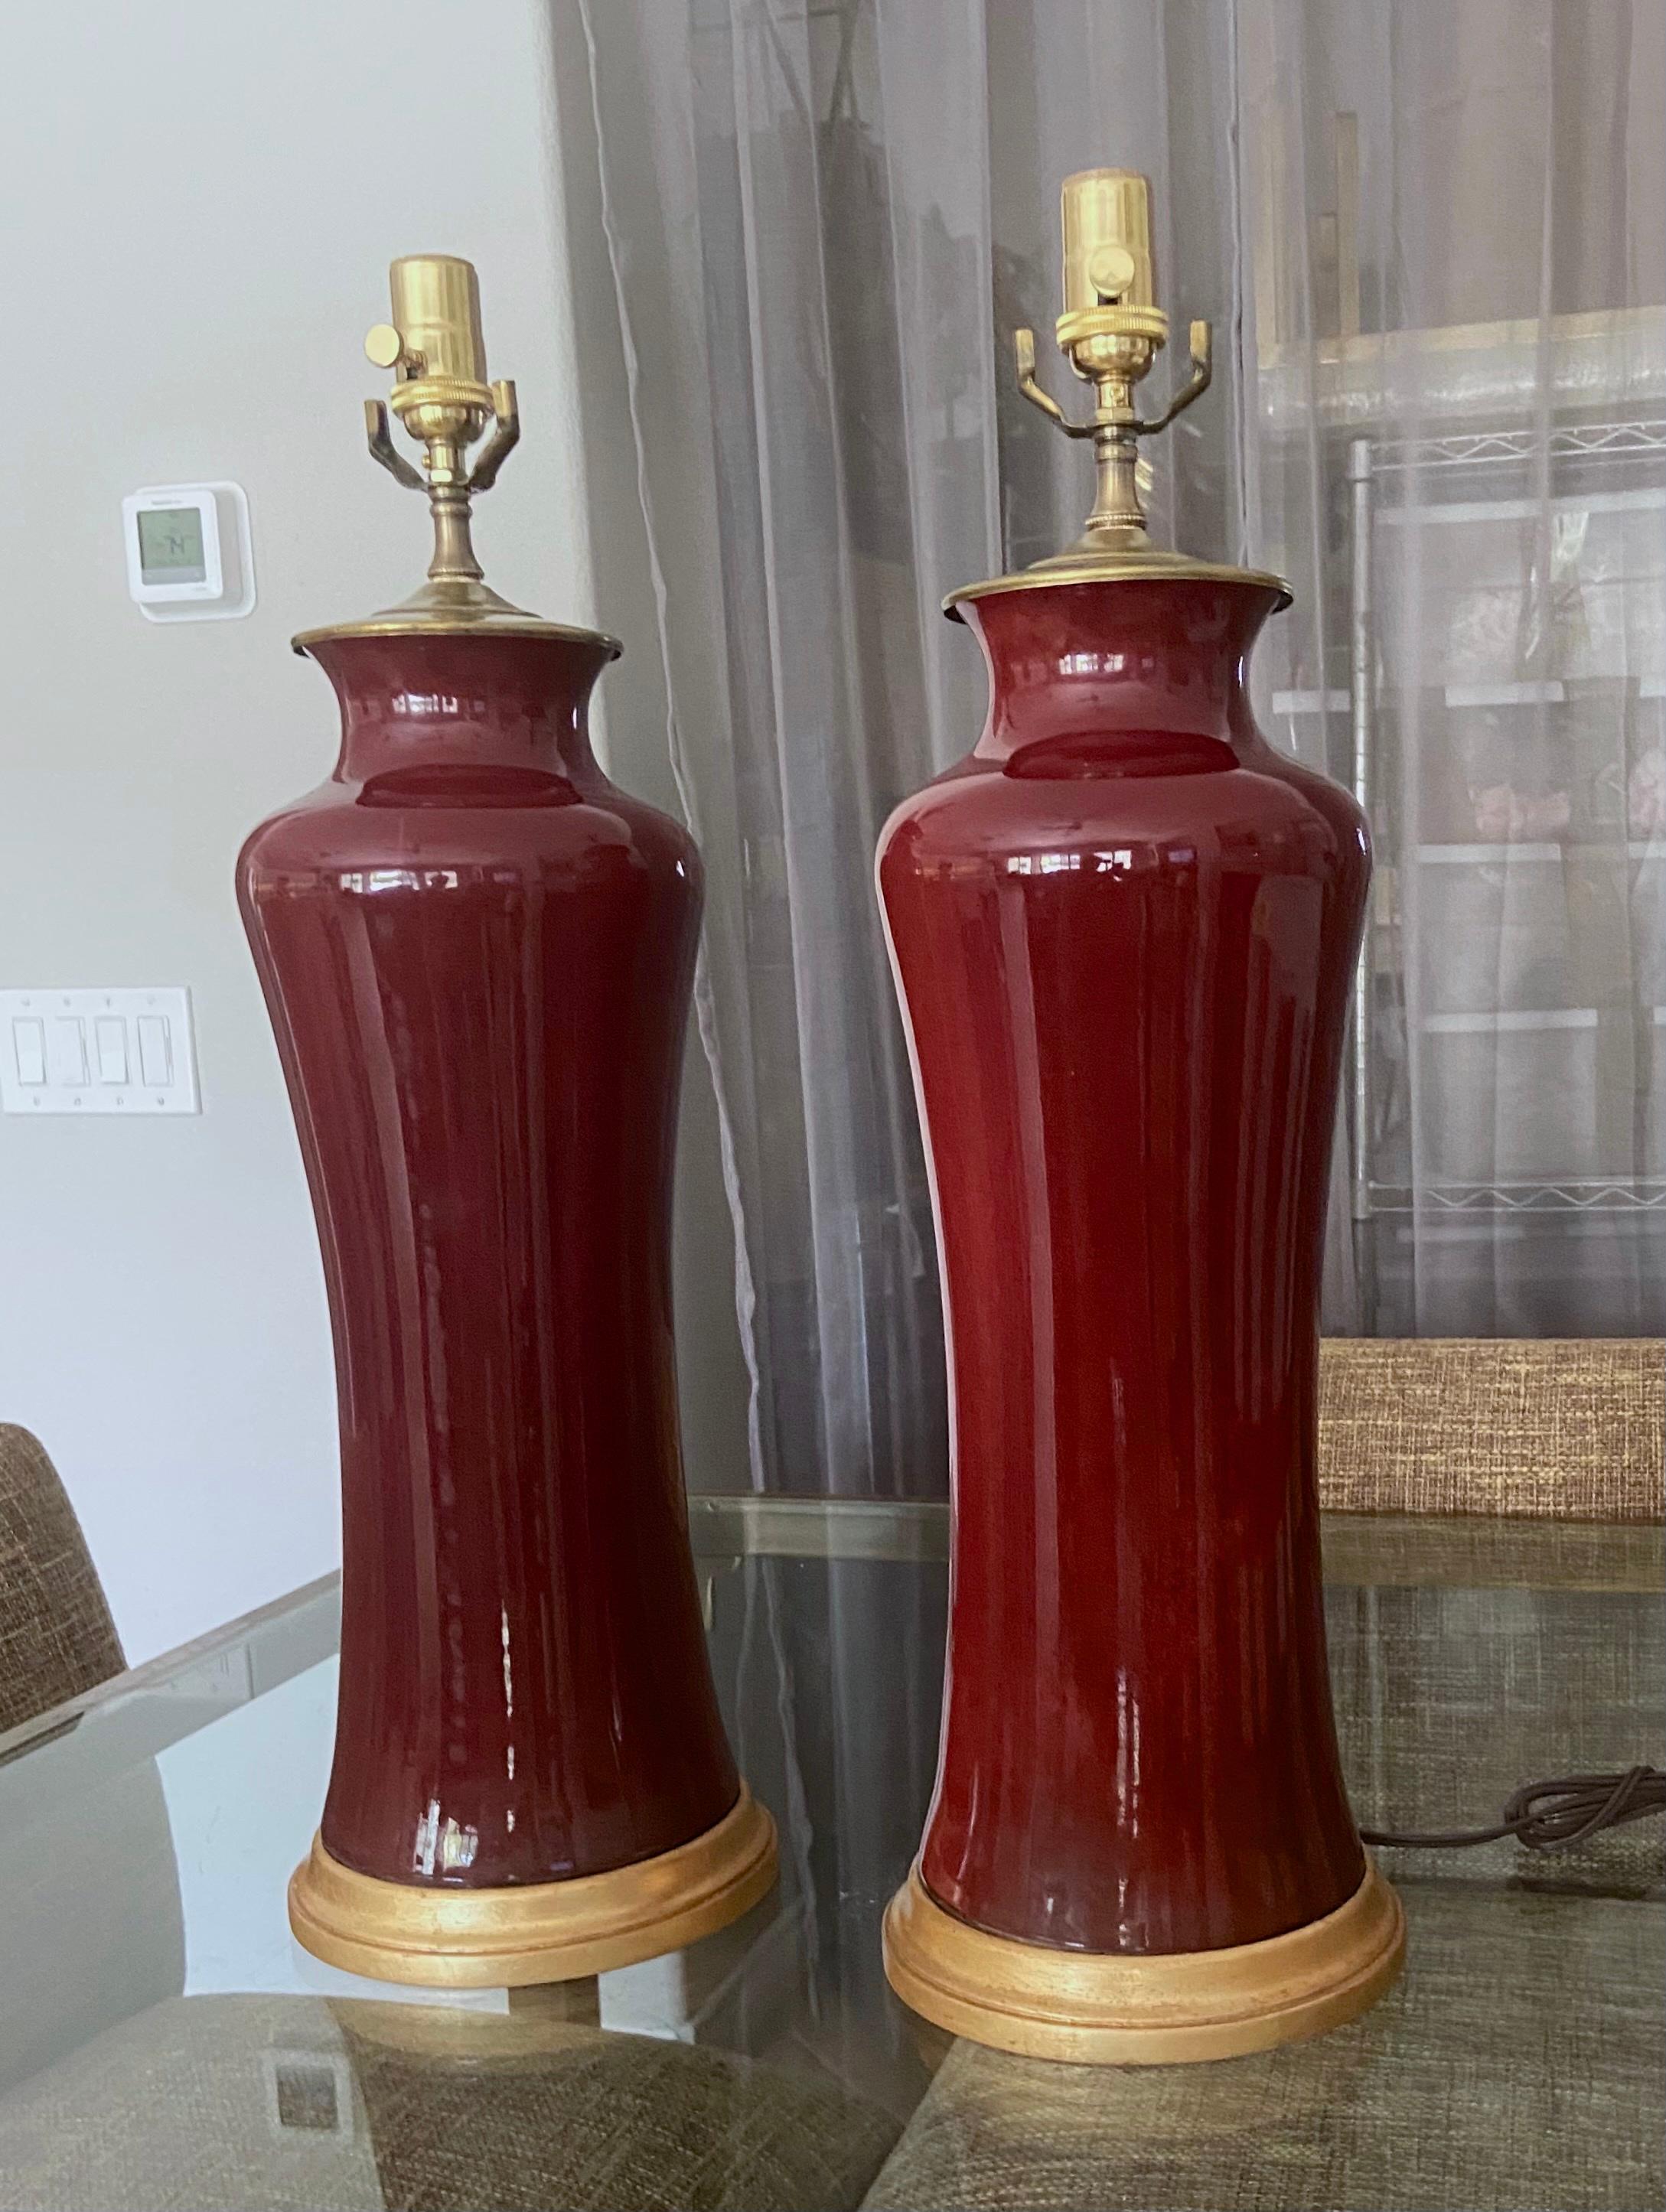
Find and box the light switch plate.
[1,987,200,1114]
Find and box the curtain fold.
[580,0,1665,1511]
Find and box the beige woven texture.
[1328,1577,1663,1897]
[1318,1337,1664,1522]
[0,1995,900,2212]
[0,1425,123,1735]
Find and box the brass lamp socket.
[1056,168,1169,372]
[372,255,494,433]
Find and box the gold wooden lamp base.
[289,1787,778,1989]
[882,1861,1404,2066]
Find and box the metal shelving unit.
[1345,417,1666,1330]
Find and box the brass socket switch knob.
[1087,243,1137,303]
[365,324,405,371]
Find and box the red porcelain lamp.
[240,257,774,1986]
[878,173,1403,2061]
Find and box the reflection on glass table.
[0,1507,1658,2212]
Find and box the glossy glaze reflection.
[879,579,1371,1955]
[239,633,738,1891]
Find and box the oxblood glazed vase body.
[879,578,1371,1958]
[239,631,740,1895]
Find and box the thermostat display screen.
[136,507,207,583]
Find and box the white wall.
[0,0,750,1663]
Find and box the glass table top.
[0,1504,1659,2212]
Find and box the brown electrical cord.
[1361,1765,1665,1853]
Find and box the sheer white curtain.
[576,0,1665,1514]
[1241,4,1666,1335]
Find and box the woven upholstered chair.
[1316,1337,1664,1523]
[0,1425,123,1736]
[1314,1338,1665,1912]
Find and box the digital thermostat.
[122,483,256,622]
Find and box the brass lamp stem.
[1087,424,1145,537]
[425,475,484,587]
